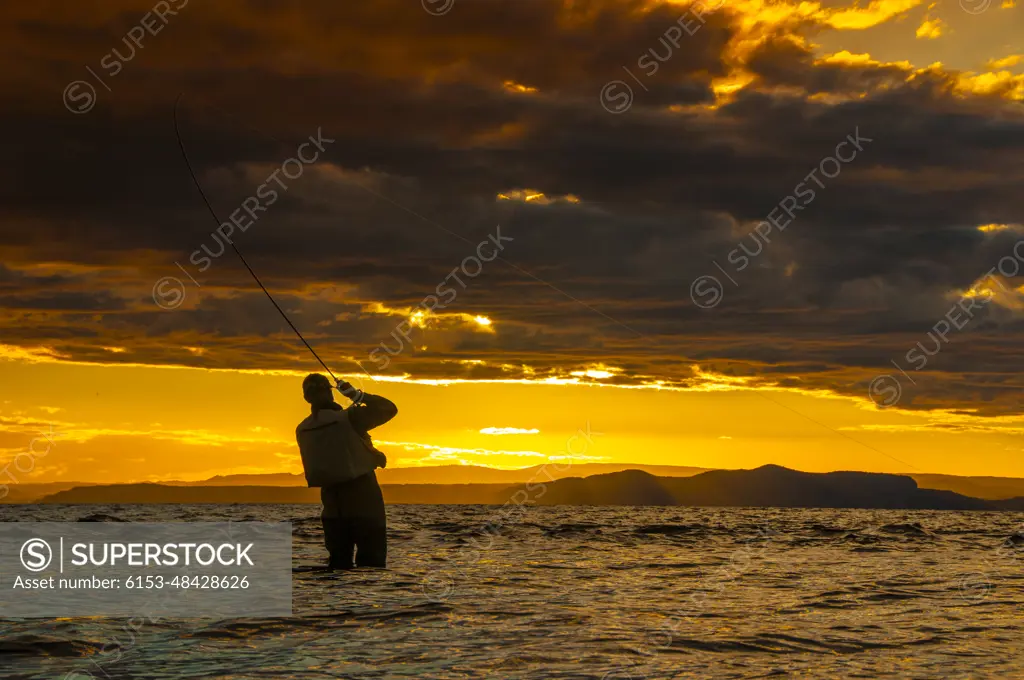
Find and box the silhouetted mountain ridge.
[11,464,1024,504]
[30,465,1024,509]
[39,483,513,505]
[165,463,712,487]
[527,465,1024,510]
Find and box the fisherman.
[295,374,397,569]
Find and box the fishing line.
[172,93,340,384]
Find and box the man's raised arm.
[335,381,398,433]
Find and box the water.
[3,504,1024,679]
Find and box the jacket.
[295,393,397,487]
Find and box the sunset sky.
[2,0,1024,483]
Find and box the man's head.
[302,373,334,408]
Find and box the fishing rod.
[172,93,343,385]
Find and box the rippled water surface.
[3,504,1024,679]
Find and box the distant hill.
[1,482,98,504]
[28,466,1024,510]
[40,483,515,505]
[160,463,711,487]
[162,473,307,487]
[380,463,711,484]
[41,484,320,504]
[908,474,1024,501]
[5,463,710,503]
[14,464,1024,508]
[525,465,1024,510]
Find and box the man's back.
[295,406,379,487]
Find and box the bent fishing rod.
[173,93,349,388]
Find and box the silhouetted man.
[295,374,397,569]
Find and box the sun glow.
[569,365,622,380]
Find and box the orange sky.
[3,352,1024,483]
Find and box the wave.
[0,634,108,658]
[77,512,128,522]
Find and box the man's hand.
[334,379,363,401]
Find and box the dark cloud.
[2,0,1024,415]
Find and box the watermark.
[960,0,993,14]
[599,81,635,116]
[21,538,52,571]
[152,127,335,310]
[420,422,601,602]
[957,571,993,602]
[368,225,513,369]
[867,241,1023,408]
[62,0,189,114]
[422,0,456,15]
[151,275,186,310]
[690,128,873,309]
[0,423,61,500]
[0,523,291,617]
[60,523,279,678]
[599,0,724,114]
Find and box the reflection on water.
[3,504,1024,679]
